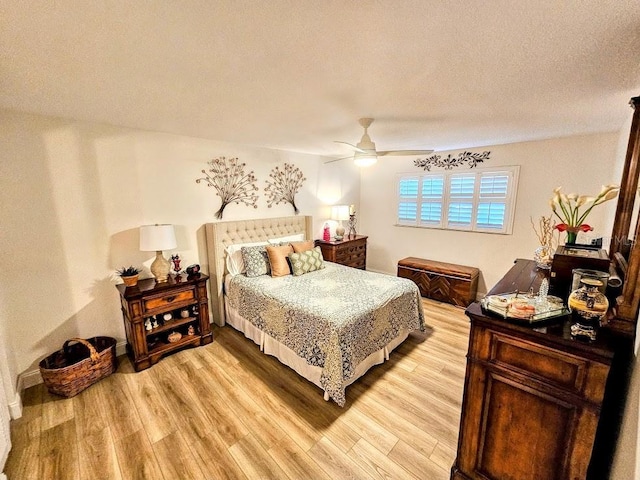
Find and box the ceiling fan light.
[354,154,377,167]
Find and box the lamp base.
[335,224,345,241]
[150,251,171,282]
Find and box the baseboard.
[18,369,42,391]
[115,340,127,357]
[7,392,22,420]
[16,340,128,394]
[366,267,391,275]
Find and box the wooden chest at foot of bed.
[397,257,480,307]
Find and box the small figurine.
[187,325,195,336]
[145,318,152,331]
[180,310,190,318]
[186,264,201,278]
[168,331,182,343]
[151,319,158,329]
[171,254,182,274]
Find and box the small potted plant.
[116,266,140,287]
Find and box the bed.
[204,216,425,406]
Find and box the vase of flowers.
[549,185,619,245]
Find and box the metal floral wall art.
[414,151,491,171]
[264,163,306,214]
[196,156,259,219]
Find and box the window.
[396,166,519,234]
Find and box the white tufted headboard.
[204,215,313,326]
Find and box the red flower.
[554,223,593,232]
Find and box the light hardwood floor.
[6,299,469,480]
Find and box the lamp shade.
[139,224,177,251]
[331,205,350,221]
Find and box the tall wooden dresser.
[451,260,621,480]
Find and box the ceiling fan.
[326,118,434,167]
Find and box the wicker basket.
[39,336,118,397]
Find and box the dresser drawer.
[474,328,609,403]
[335,241,366,261]
[143,287,196,314]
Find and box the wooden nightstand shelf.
[315,235,367,269]
[116,274,213,371]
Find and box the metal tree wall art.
[264,163,306,214]
[196,156,259,219]
[414,151,491,171]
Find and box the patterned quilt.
[227,262,426,406]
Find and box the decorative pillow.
[291,240,314,253]
[267,233,305,245]
[225,241,268,275]
[241,245,271,277]
[289,246,325,276]
[266,244,294,277]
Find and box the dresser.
[451,259,627,480]
[315,235,367,269]
[116,274,213,371]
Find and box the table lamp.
[139,224,177,282]
[331,205,350,241]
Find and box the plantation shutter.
[396,166,518,234]
[398,176,419,224]
[419,175,444,226]
[476,172,510,232]
[447,174,475,229]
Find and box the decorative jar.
[533,245,554,270]
[567,269,609,341]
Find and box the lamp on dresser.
[139,224,177,282]
[331,205,350,241]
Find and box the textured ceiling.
[1,1,639,157]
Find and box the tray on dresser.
[481,292,570,324]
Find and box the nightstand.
[315,235,367,269]
[116,274,212,371]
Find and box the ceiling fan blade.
[334,141,367,154]
[377,149,434,156]
[323,155,353,164]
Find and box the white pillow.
[267,233,305,244]
[225,241,268,275]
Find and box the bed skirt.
[224,301,410,402]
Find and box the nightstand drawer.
[143,287,195,313]
[335,241,366,261]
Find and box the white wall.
[360,133,619,295]
[0,109,360,381]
